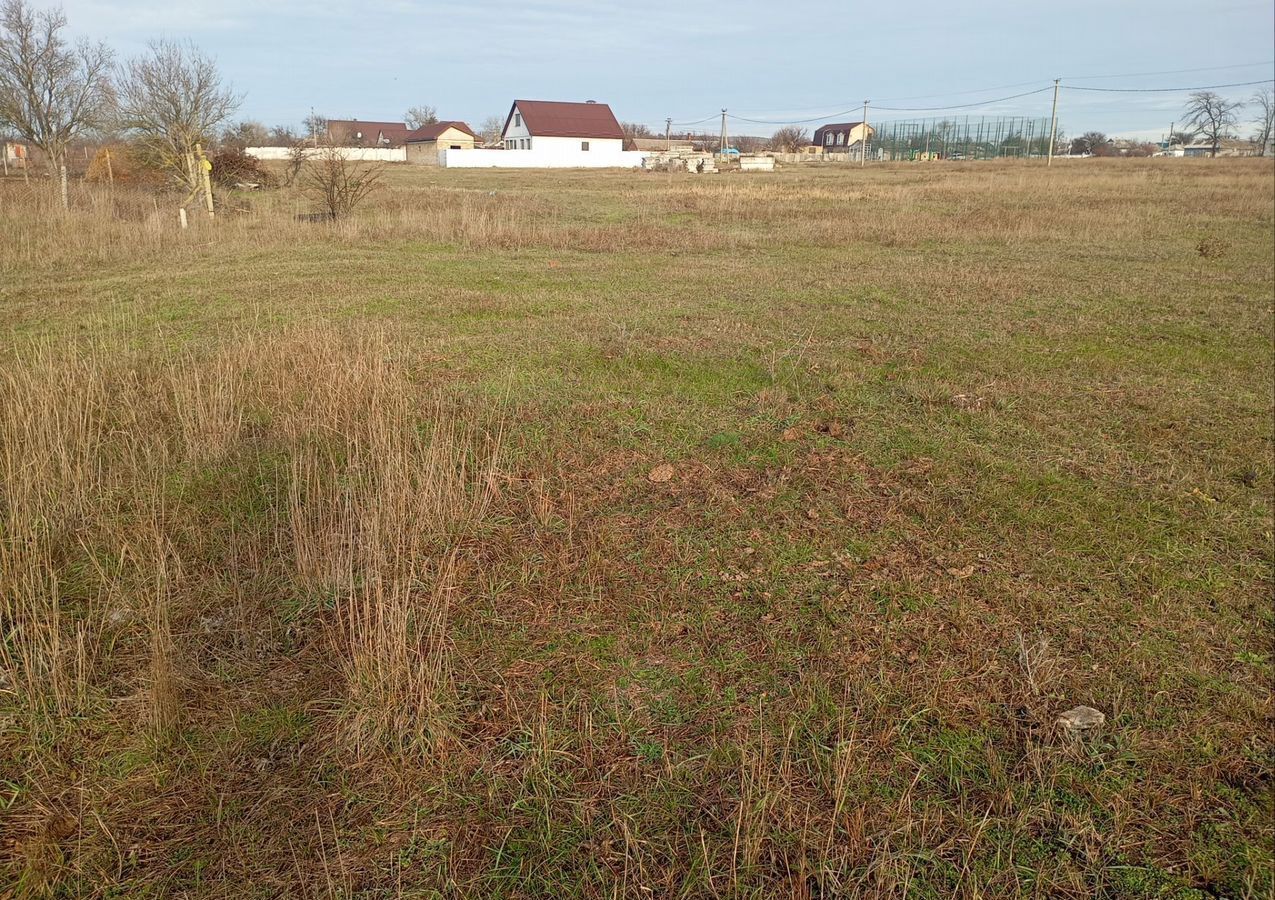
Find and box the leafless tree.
[303,112,327,146]
[303,145,383,219]
[283,141,306,186]
[115,40,240,193]
[269,124,297,145]
[478,115,503,145]
[769,126,809,152]
[404,105,437,130]
[1071,131,1109,155]
[1250,88,1273,156]
[220,119,268,150]
[1182,91,1242,158]
[0,0,113,208]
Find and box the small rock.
[1057,705,1105,736]
[647,463,674,484]
[781,427,801,442]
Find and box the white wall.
[441,147,647,169]
[530,136,623,154]
[245,146,406,162]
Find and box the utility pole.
[860,100,869,167]
[666,117,672,151]
[1047,78,1060,166]
[719,109,728,156]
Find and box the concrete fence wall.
[440,148,648,169]
[245,146,407,162]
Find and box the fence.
[869,116,1053,161]
[440,148,648,169]
[245,146,407,162]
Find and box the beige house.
[812,121,875,152]
[405,121,479,165]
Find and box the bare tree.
[220,119,268,150]
[1168,130,1195,147]
[1182,91,1242,158]
[478,115,503,145]
[1071,131,1109,155]
[1250,88,1273,156]
[283,141,306,186]
[303,146,383,219]
[269,124,297,145]
[115,40,240,192]
[770,125,809,152]
[0,0,113,208]
[404,105,437,130]
[303,112,327,146]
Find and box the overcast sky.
[60,0,1274,141]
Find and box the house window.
[581,141,590,151]
[824,133,833,145]
[514,113,521,127]
[837,132,845,145]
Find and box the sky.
[59,0,1275,142]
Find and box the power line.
[664,70,1275,133]
[1063,78,1274,93]
[727,86,1054,126]
[1063,61,1275,81]
[669,114,718,127]
[874,87,1053,111]
[733,78,1047,114]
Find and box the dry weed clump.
[0,329,500,762]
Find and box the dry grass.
[0,158,1270,897]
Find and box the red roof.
[405,121,477,142]
[505,100,623,140]
[326,119,409,146]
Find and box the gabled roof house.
[326,119,410,147]
[404,121,479,165]
[501,100,624,152]
[812,121,874,150]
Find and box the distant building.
[812,122,875,151]
[405,121,478,165]
[3,141,28,168]
[326,119,409,147]
[501,100,624,154]
[629,137,694,152]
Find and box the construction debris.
[1057,705,1106,737]
[643,150,717,174]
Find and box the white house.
[437,99,646,168]
[500,99,625,154]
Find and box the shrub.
[209,147,276,189]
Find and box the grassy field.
[0,159,1272,898]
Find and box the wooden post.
[196,143,215,219]
[179,207,188,229]
[104,148,114,188]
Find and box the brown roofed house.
[326,119,410,147]
[812,122,874,154]
[500,100,624,153]
[404,121,479,165]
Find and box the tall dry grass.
[10,160,1266,276]
[0,328,500,756]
